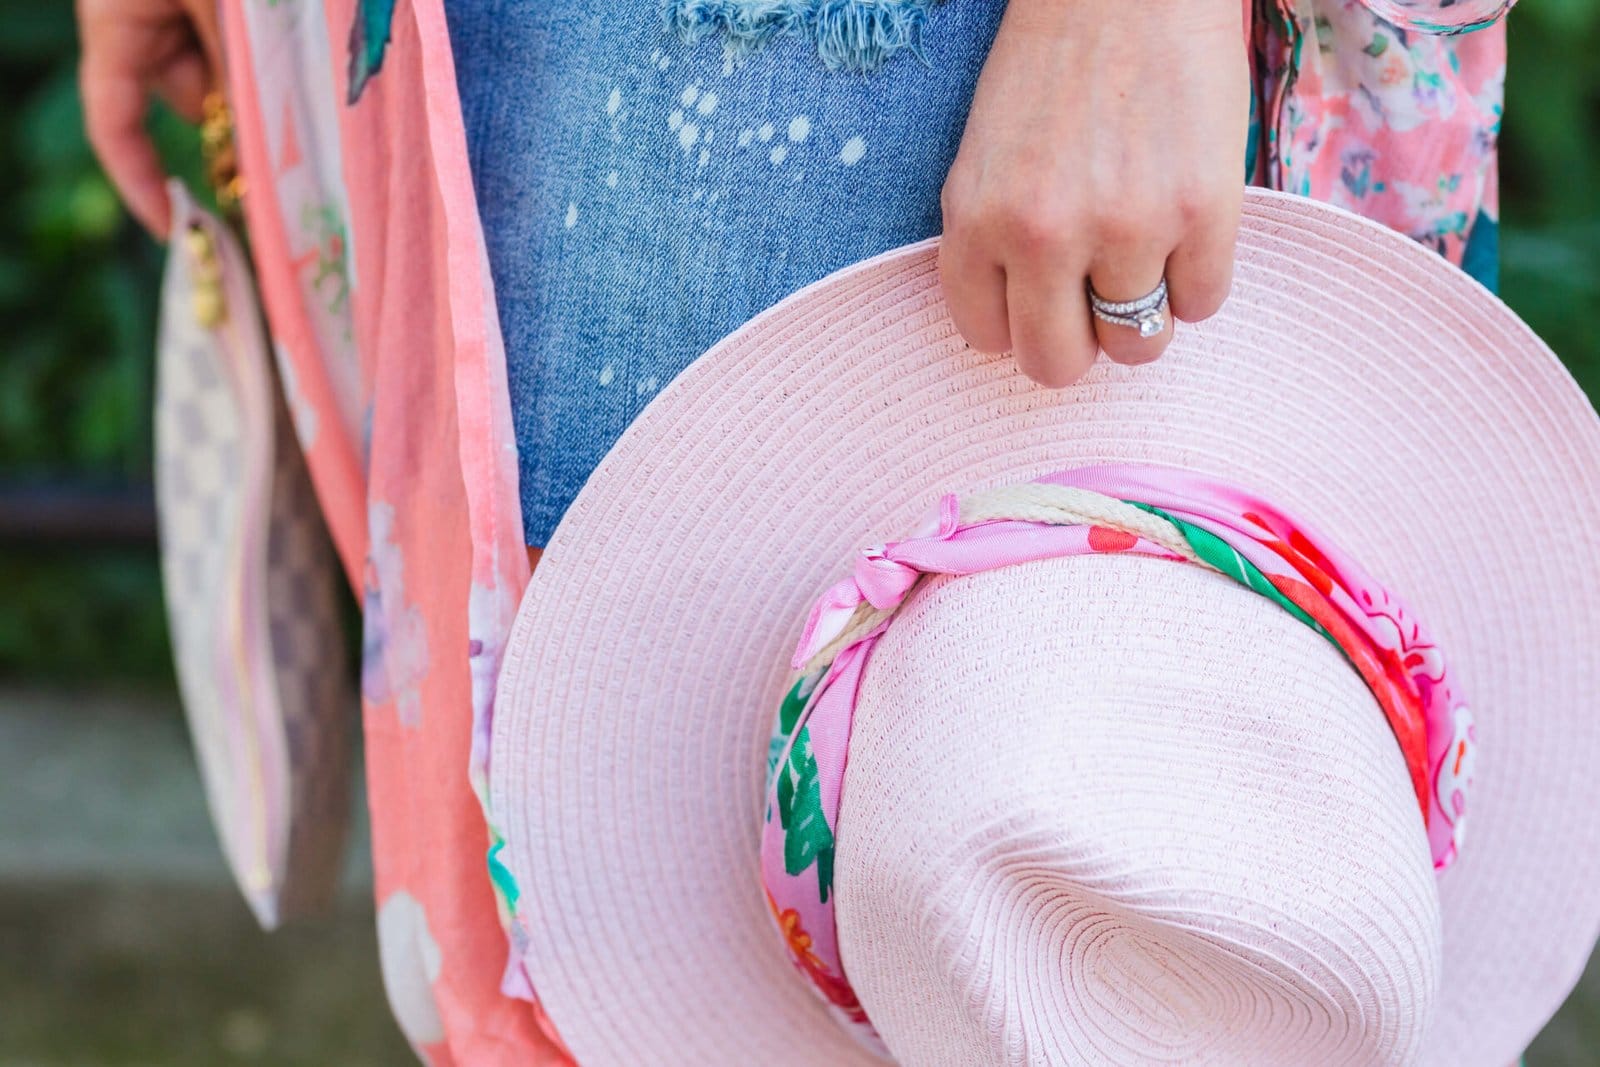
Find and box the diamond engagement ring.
[1088,279,1170,339]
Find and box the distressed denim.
[447,0,1005,547]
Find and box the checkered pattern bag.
[154,180,355,929]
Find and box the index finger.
[80,56,170,237]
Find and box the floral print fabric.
[763,466,1474,1053]
[1253,0,1507,280]
[219,0,560,1063]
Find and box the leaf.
[1130,502,1331,643]
[347,0,398,105]
[777,674,815,736]
[486,838,520,909]
[776,726,836,903]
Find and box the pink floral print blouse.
[1254,0,1507,284]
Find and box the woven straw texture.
[837,556,1438,1064]
[491,189,1600,1066]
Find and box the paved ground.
[0,883,410,1066]
[0,688,407,1066]
[0,686,1595,1065]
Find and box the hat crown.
[835,553,1443,1065]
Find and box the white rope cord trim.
[798,486,1215,676]
[958,483,1202,563]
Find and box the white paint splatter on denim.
[446,0,1003,545]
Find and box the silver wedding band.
[1088,279,1170,338]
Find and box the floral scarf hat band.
[759,464,1475,1055]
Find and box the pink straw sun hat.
[488,189,1600,1066]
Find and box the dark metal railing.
[0,483,157,546]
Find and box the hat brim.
[492,189,1600,1066]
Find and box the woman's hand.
[76,0,225,237]
[940,0,1250,386]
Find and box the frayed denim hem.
[664,0,943,72]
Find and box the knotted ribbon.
[759,465,1473,1054]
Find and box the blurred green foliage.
[1501,0,1600,387]
[0,1,1596,683]
[0,1,202,683]
[0,3,204,479]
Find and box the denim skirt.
[446,1,1008,546]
